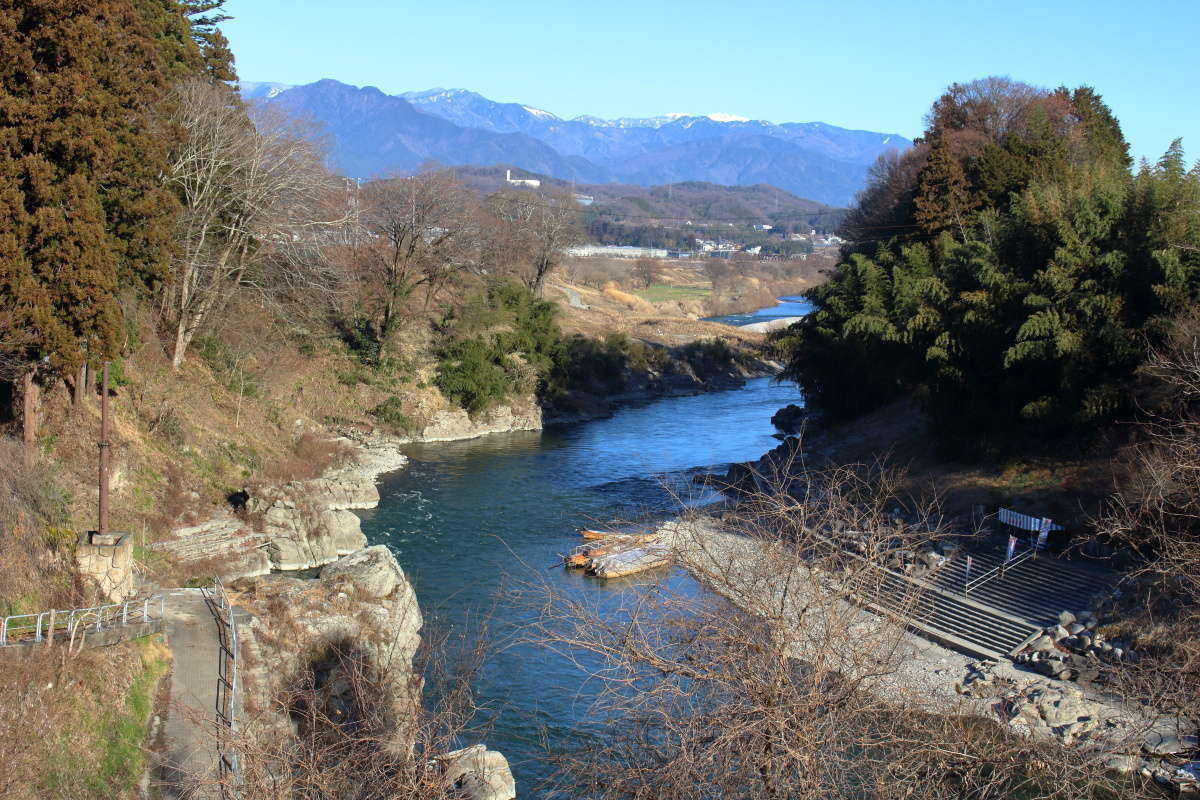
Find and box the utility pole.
[98,361,111,537]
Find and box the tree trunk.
[73,363,86,407]
[21,370,38,449]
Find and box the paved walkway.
[156,588,220,799]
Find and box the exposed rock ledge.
[157,432,409,578]
[417,397,542,442]
[235,546,516,798]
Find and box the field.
[635,284,713,303]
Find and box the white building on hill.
[505,169,541,188]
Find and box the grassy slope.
[0,636,171,800]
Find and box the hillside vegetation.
[776,78,1200,450]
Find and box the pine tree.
[913,134,979,239]
[0,0,220,373]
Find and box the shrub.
[370,397,416,433]
[435,338,515,415]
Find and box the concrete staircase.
[926,549,1117,628]
[861,547,1117,662]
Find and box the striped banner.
[999,507,1064,533]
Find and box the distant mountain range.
[241,80,912,207]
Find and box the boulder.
[1144,732,1200,756]
[1103,754,1141,774]
[437,744,517,800]
[321,545,401,599]
[1058,611,1077,626]
[1029,635,1057,653]
[770,404,807,433]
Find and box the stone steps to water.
[854,543,1118,661]
[925,549,1117,628]
[860,567,1041,661]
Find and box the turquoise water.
[704,294,814,327]
[355,377,802,796]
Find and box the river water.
[704,294,814,327]
[356,376,802,795]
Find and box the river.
[355,376,801,796]
[703,294,813,327]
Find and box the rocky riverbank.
[545,354,782,425]
[233,545,516,799]
[658,516,1198,792]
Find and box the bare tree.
[632,257,657,289]
[487,191,583,296]
[165,78,344,370]
[1096,311,1200,726]
[522,455,1146,799]
[357,171,478,358]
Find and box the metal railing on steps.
[202,578,242,800]
[1,595,165,648]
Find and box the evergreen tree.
[777,78,1200,450]
[0,0,224,373]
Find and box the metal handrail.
[0,595,165,647]
[202,578,241,800]
[964,547,1036,593]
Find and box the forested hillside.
[777,78,1200,447]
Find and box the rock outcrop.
[236,547,517,794]
[419,399,542,442]
[238,546,424,754]
[158,433,409,577]
[245,483,367,571]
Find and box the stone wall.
[75,531,134,602]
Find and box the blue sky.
[223,0,1199,165]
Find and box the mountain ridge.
[242,79,912,206]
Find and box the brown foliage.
[263,433,354,484]
[0,437,80,612]
[523,455,1143,799]
[1097,312,1200,724]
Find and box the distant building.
[565,245,669,259]
[752,224,773,231]
[505,169,541,188]
[572,193,594,206]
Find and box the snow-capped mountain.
[244,80,912,206]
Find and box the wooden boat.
[586,545,672,579]
[562,539,626,568]
[579,529,612,540]
[579,529,658,543]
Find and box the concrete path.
[156,588,220,799]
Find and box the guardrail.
[964,547,1036,594]
[1,595,165,647]
[202,578,242,800]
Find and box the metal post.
[1,617,7,646]
[35,614,43,643]
[122,602,128,626]
[47,609,56,647]
[98,361,111,537]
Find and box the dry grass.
[0,437,83,613]
[0,636,171,800]
[263,432,355,483]
[601,285,657,313]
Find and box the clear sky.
[222,0,1199,165]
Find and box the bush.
[435,338,515,415]
[370,396,416,432]
[435,281,565,412]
